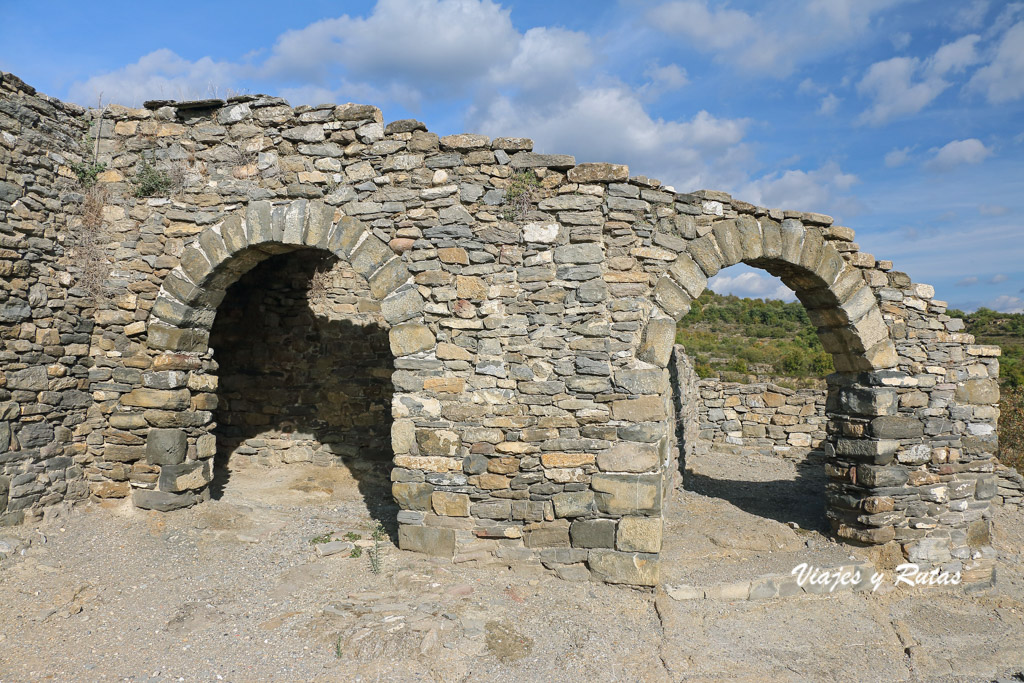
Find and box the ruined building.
[0,72,1006,586]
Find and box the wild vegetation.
[675,290,832,386]
[949,307,1024,473]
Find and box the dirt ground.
[2,450,1024,682]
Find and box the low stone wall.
[695,379,826,458]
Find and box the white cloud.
[956,276,980,286]
[987,294,1024,313]
[739,161,859,217]
[264,0,519,92]
[924,138,993,172]
[818,93,841,115]
[968,21,1024,103]
[956,0,990,29]
[488,26,594,101]
[928,34,982,76]
[980,204,1010,216]
[856,57,948,125]
[856,34,982,126]
[469,85,751,191]
[66,48,240,107]
[890,32,911,50]
[708,270,796,301]
[645,0,909,76]
[991,273,1009,283]
[642,62,689,95]
[884,146,912,167]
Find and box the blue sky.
[3,0,1022,311]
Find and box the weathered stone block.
[610,396,667,422]
[652,276,691,319]
[870,416,924,439]
[596,441,660,472]
[393,482,434,511]
[133,489,198,512]
[431,491,470,517]
[553,243,603,264]
[523,522,571,548]
[121,389,191,410]
[389,323,435,356]
[146,428,187,465]
[616,516,662,553]
[855,464,909,488]
[398,524,455,557]
[835,438,899,465]
[368,257,410,299]
[416,429,460,456]
[955,379,999,405]
[567,163,629,183]
[588,549,659,586]
[349,235,392,278]
[570,519,616,548]
[158,460,212,492]
[668,252,707,299]
[592,473,662,514]
[613,368,666,395]
[552,491,595,518]
[637,317,676,367]
[380,287,424,324]
[839,387,896,417]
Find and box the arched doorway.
[130,199,429,515]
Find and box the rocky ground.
[2,450,1024,682]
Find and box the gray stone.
[398,525,455,557]
[146,428,188,465]
[133,489,198,512]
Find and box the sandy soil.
[1,450,1023,682]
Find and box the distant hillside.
[675,291,832,386]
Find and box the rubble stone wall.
[0,71,1003,587]
[695,380,827,458]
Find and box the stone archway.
[124,199,431,511]
[637,214,916,547]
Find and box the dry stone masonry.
[695,379,827,458]
[0,71,1005,587]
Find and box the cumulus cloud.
[264,0,519,94]
[67,48,240,107]
[709,270,796,301]
[856,34,981,125]
[856,57,948,125]
[968,21,1024,103]
[645,0,909,76]
[924,138,993,172]
[639,62,689,99]
[468,85,751,191]
[818,93,841,115]
[884,146,912,167]
[956,0,990,29]
[739,161,859,216]
[987,294,1024,313]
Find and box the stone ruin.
[0,71,1008,587]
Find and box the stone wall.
[0,71,1005,587]
[695,380,826,458]
[0,73,92,525]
